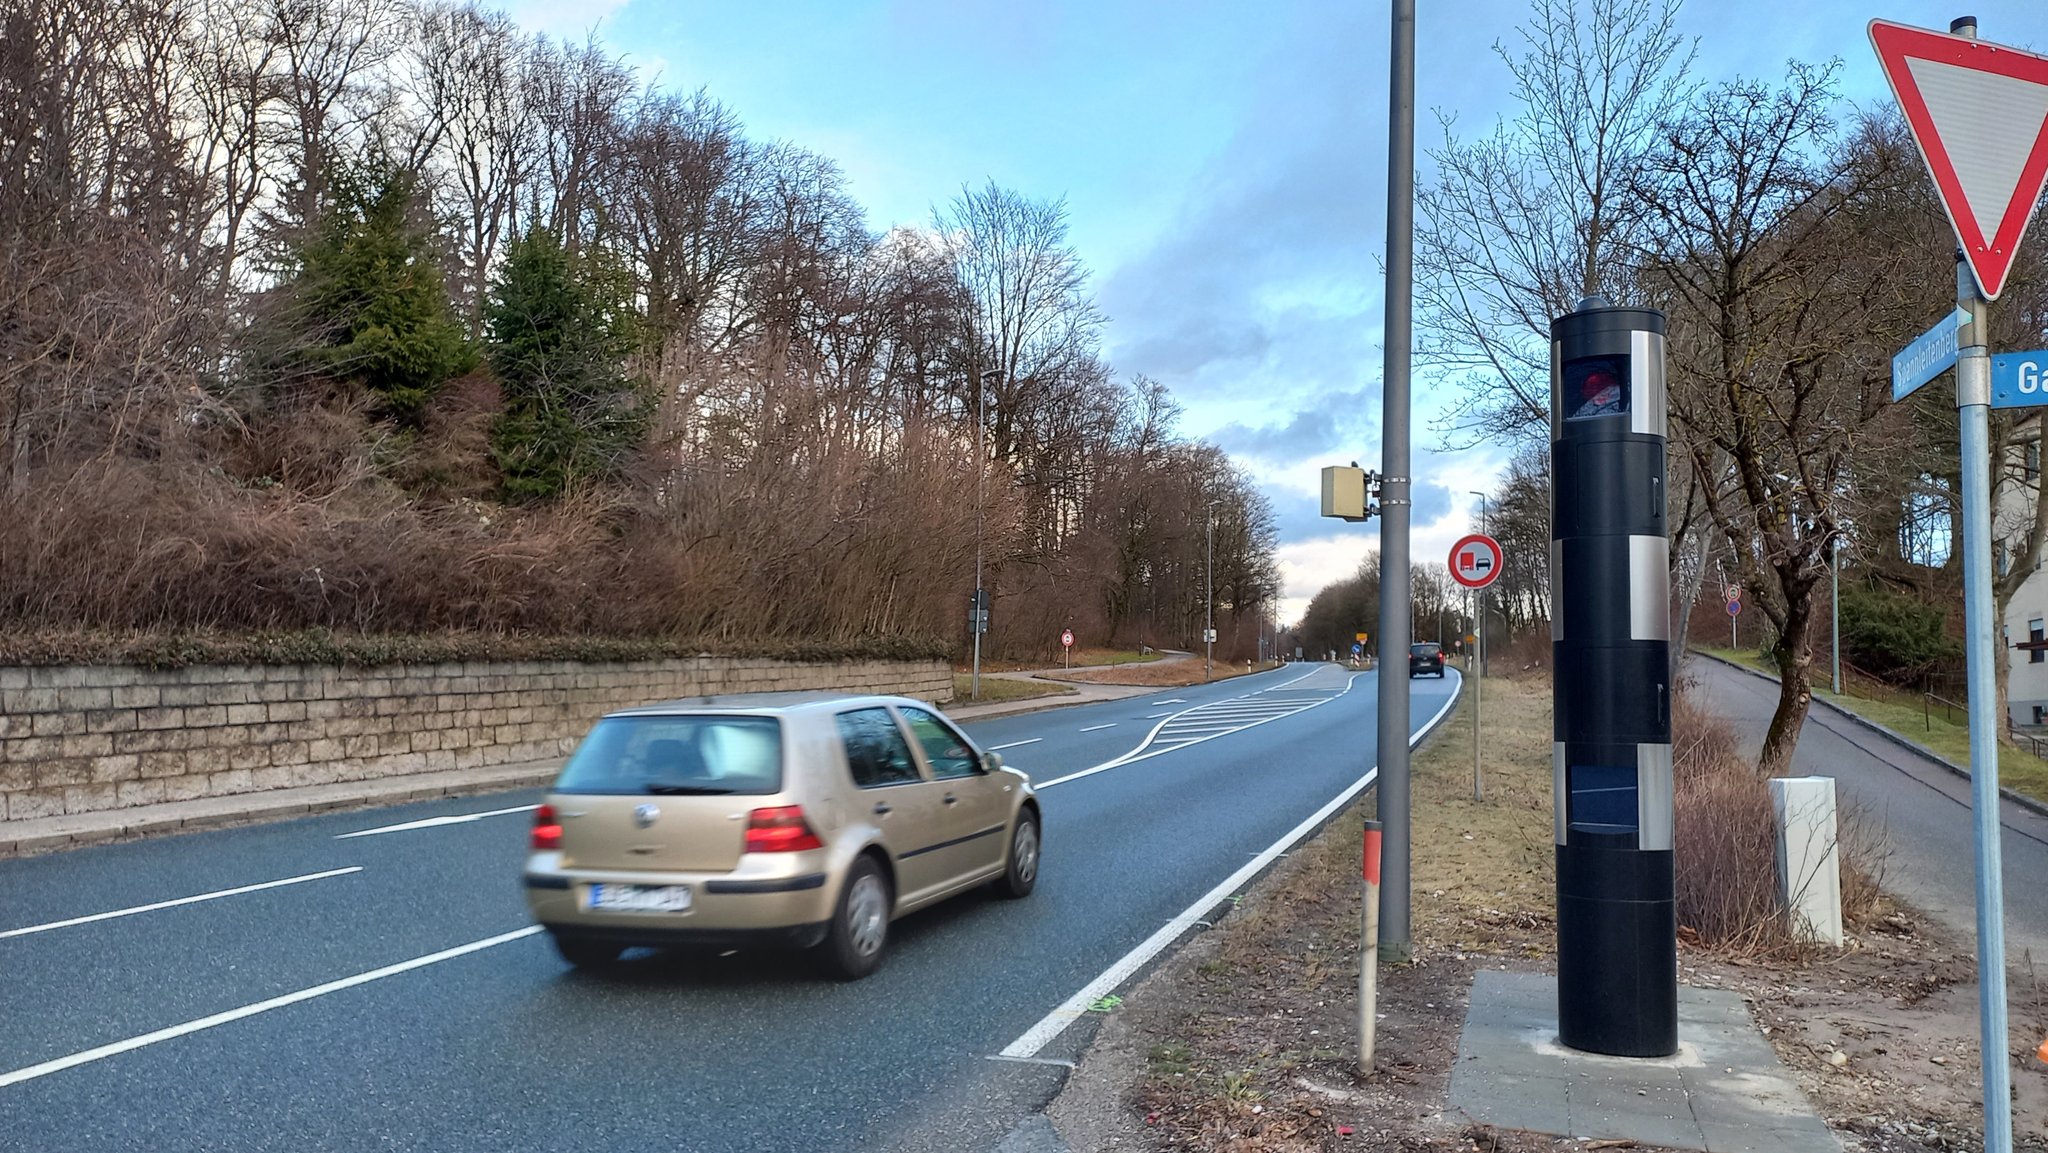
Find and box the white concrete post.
[1768,776,1844,947]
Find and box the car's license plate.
[586,883,693,913]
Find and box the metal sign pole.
[1474,584,1484,803]
[1956,250,2015,1153]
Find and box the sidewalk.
[0,759,562,858]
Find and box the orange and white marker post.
[1359,818,1383,1073]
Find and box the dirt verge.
[1044,673,2048,1152]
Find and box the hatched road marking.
[1036,666,1388,791]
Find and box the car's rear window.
[554,715,783,795]
[1411,644,1440,656]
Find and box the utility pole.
[1374,0,1417,962]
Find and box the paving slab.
[1448,970,1838,1152]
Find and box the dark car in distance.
[1408,642,1445,678]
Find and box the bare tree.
[409,1,536,328]
[936,181,1102,463]
[264,0,401,240]
[1644,67,1925,775]
[1418,0,1694,445]
[522,33,634,251]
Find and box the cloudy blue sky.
[505,0,2042,622]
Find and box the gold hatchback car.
[523,692,1040,979]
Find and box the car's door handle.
[942,793,959,806]
[872,803,892,816]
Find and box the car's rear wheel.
[995,809,1040,899]
[551,934,624,969]
[821,856,891,980]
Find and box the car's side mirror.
[985,751,1004,772]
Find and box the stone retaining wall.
[0,656,952,821]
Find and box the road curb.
[0,763,558,859]
[1688,650,2048,820]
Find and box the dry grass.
[1056,658,1279,687]
[0,409,980,647]
[1408,672,1559,956]
[947,674,1074,705]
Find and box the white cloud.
[1275,534,1371,625]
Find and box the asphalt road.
[1688,657,2048,965]
[0,663,1460,1153]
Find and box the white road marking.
[335,804,539,839]
[0,926,544,1089]
[1078,724,1117,732]
[0,868,365,940]
[1150,698,1187,705]
[987,739,1043,751]
[1035,668,1406,791]
[999,675,1463,1060]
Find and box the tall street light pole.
[1374,0,1417,962]
[1830,534,1842,695]
[972,367,1001,700]
[1206,501,1216,682]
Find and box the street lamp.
[1205,501,1217,681]
[1830,533,1842,695]
[972,367,1002,700]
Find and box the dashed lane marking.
[0,868,364,940]
[0,927,545,1088]
[335,804,539,839]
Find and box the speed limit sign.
[1060,629,1074,649]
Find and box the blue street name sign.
[1892,308,1971,401]
[1989,350,2048,409]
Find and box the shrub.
[1672,692,1795,956]
[265,162,474,426]
[485,231,650,501]
[1839,579,1959,683]
[1671,690,1890,956]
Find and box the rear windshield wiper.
[644,783,736,795]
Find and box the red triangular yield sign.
[1870,20,2048,300]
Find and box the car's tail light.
[744,805,823,853]
[531,803,562,851]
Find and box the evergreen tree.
[286,164,474,426]
[486,230,649,500]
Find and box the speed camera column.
[1549,297,1676,1058]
